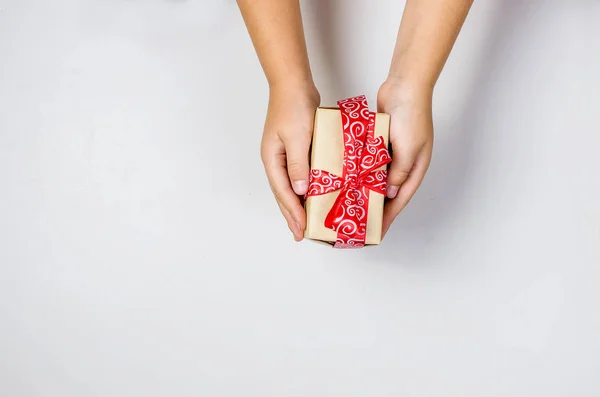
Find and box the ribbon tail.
[323,187,348,231]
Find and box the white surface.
[1,0,599,396]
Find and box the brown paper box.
[304,107,390,245]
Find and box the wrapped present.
[304,95,392,248]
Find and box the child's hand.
[378,80,434,237]
[261,85,320,241]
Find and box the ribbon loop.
[306,96,392,248]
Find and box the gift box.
[304,95,392,248]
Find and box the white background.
[1,0,599,396]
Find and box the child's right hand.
[261,84,320,241]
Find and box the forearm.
[237,0,315,92]
[389,0,473,94]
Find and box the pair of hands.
[261,79,433,241]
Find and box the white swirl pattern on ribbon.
[307,170,343,196]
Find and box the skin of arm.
[378,0,473,236]
[238,0,473,241]
[237,0,319,241]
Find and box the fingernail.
[387,185,399,199]
[292,180,308,195]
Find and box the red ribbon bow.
[306,96,392,248]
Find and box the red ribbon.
[306,96,392,248]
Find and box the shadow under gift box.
[304,107,391,246]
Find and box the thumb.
[284,134,311,196]
[386,144,418,199]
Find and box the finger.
[382,147,432,237]
[282,133,311,196]
[386,140,421,199]
[275,199,303,241]
[262,139,307,231]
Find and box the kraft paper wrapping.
[304,107,390,245]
